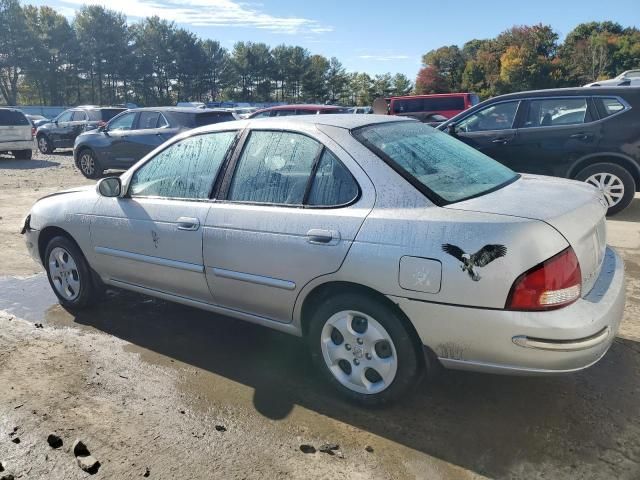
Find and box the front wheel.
[44,236,99,310]
[575,163,636,216]
[308,292,423,406]
[77,149,103,179]
[14,149,32,160]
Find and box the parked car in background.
[25,114,49,137]
[585,70,640,87]
[438,87,640,215]
[349,106,372,114]
[227,107,259,118]
[249,104,350,118]
[177,101,207,108]
[0,108,33,159]
[23,115,624,405]
[378,93,480,123]
[73,107,236,178]
[36,106,126,154]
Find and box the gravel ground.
[0,147,639,479]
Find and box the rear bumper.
[392,246,625,375]
[0,140,33,152]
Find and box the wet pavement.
[1,273,639,479]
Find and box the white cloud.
[59,0,332,35]
[358,54,410,61]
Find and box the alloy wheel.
[48,247,81,301]
[320,310,398,394]
[38,137,48,153]
[80,152,95,176]
[585,172,624,207]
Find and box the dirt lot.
[1,149,639,479]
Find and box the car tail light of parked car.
[507,247,582,311]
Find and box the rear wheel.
[78,149,103,179]
[13,149,32,160]
[44,236,99,310]
[575,162,635,216]
[37,135,53,154]
[308,292,423,406]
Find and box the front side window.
[522,98,589,128]
[56,110,73,122]
[109,112,137,131]
[354,121,518,204]
[130,131,236,199]
[228,131,321,205]
[457,101,519,132]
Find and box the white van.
[0,108,33,159]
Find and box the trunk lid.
[445,174,608,296]
[0,109,32,142]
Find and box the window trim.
[126,129,241,201]
[352,120,520,207]
[218,128,361,209]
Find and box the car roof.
[188,113,411,136]
[390,93,472,100]
[486,86,640,101]
[126,107,232,113]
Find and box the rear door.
[203,128,374,323]
[508,96,601,177]
[452,100,523,167]
[0,109,31,145]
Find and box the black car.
[36,106,126,154]
[438,87,640,215]
[73,107,236,178]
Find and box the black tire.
[37,134,53,154]
[44,235,99,310]
[307,292,423,406]
[575,162,636,216]
[77,148,103,179]
[13,149,32,160]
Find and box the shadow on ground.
[1,274,638,478]
[0,158,60,169]
[610,195,640,223]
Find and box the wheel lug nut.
[357,338,363,345]
[345,344,351,351]
[365,353,372,360]
[353,359,360,366]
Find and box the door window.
[457,101,519,132]
[595,97,626,118]
[72,111,87,121]
[307,150,359,206]
[108,112,137,131]
[228,131,321,205]
[56,111,73,122]
[522,98,589,128]
[129,131,236,199]
[138,111,161,130]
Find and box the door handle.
[306,229,338,245]
[569,133,592,140]
[491,137,510,144]
[177,217,200,231]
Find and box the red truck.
[376,93,480,124]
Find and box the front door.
[123,111,177,163]
[90,130,238,301]
[50,110,73,147]
[204,128,374,323]
[103,111,139,167]
[452,100,523,168]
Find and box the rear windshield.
[353,121,518,204]
[0,109,29,126]
[392,97,466,114]
[194,111,236,127]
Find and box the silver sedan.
[22,115,625,405]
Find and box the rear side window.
[195,111,235,126]
[72,111,87,121]
[307,150,358,206]
[138,111,161,129]
[522,98,590,128]
[595,97,626,118]
[130,131,236,199]
[228,131,321,205]
[0,109,29,126]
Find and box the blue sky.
[28,0,640,79]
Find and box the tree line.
[0,0,413,107]
[416,22,640,98]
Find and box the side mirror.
[97,177,122,197]
[447,122,458,135]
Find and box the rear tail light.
[506,247,581,311]
[31,127,36,137]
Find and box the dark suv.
[73,107,236,178]
[36,106,126,154]
[439,87,640,215]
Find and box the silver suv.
[0,108,33,159]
